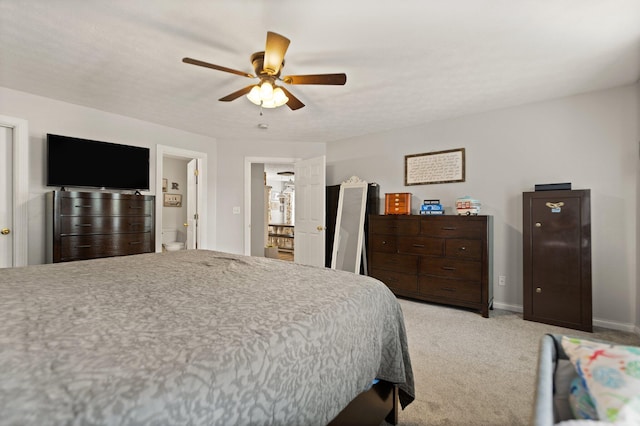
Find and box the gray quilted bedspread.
[0,250,414,425]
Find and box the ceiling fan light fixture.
[273,87,289,106]
[246,81,289,108]
[259,81,274,100]
[247,86,261,105]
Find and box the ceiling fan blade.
[263,31,290,75]
[182,57,255,79]
[282,73,347,85]
[219,85,255,102]
[280,86,305,110]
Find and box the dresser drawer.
[369,234,397,253]
[59,233,152,261]
[418,276,481,303]
[59,216,153,235]
[445,239,482,260]
[397,236,443,256]
[371,251,418,273]
[60,197,153,216]
[370,216,419,235]
[370,268,418,293]
[420,216,486,238]
[419,257,481,280]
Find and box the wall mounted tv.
[47,134,150,191]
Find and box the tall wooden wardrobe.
[522,189,592,331]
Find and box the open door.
[294,156,326,267]
[185,158,201,249]
[0,125,13,267]
[0,115,28,268]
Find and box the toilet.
[162,229,185,251]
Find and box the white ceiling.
[1,1,639,144]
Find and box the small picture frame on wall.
[163,193,182,207]
[162,178,168,192]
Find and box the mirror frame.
[331,176,368,274]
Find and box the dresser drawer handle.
[129,206,143,209]
[75,205,93,208]
[129,222,144,226]
[75,223,93,227]
[381,241,387,245]
[441,287,456,292]
[75,244,92,248]
[129,241,142,245]
[442,266,456,271]
[442,227,457,231]
[412,244,425,248]
[458,246,466,251]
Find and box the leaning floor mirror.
[331,176,368,274]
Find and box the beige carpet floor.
[394,298,640,426]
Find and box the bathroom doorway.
[156,145,207,252]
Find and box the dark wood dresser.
[46,191,155,263]
[368,214,493,317]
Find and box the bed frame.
[329,380,399,425]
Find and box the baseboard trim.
[493,302,522,312]
[493,302,638,335]
[594,318,637,333]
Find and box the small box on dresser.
[384,193,411,215]
[368,214,493,317]
[46,191,155,263]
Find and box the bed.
[0,249,414,425]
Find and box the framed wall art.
[405,148,465,186]
[163,193,182,207]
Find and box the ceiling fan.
[182,31,347,110]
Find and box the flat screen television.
[47,134,150,191]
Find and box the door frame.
[156,145,208,252]
[243,156,296,256]
[0,115,29,267]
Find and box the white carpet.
[394,299,640,426]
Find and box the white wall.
[215,140,324,254]
[327,84,639,329]
[0,87,218,265]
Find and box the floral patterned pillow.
[562,336,640,423]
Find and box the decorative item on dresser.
[368,214,493,317]
[46,191,155,263]
[522,189,592,332]
[384,193,412,215]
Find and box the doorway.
[244,155,325,266]
[0,115,28,268]
[245,157,296,259]
[265,164,296,261]
[156,145,207,252]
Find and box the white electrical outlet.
[232,206,240,215]
[498,276,506,286]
